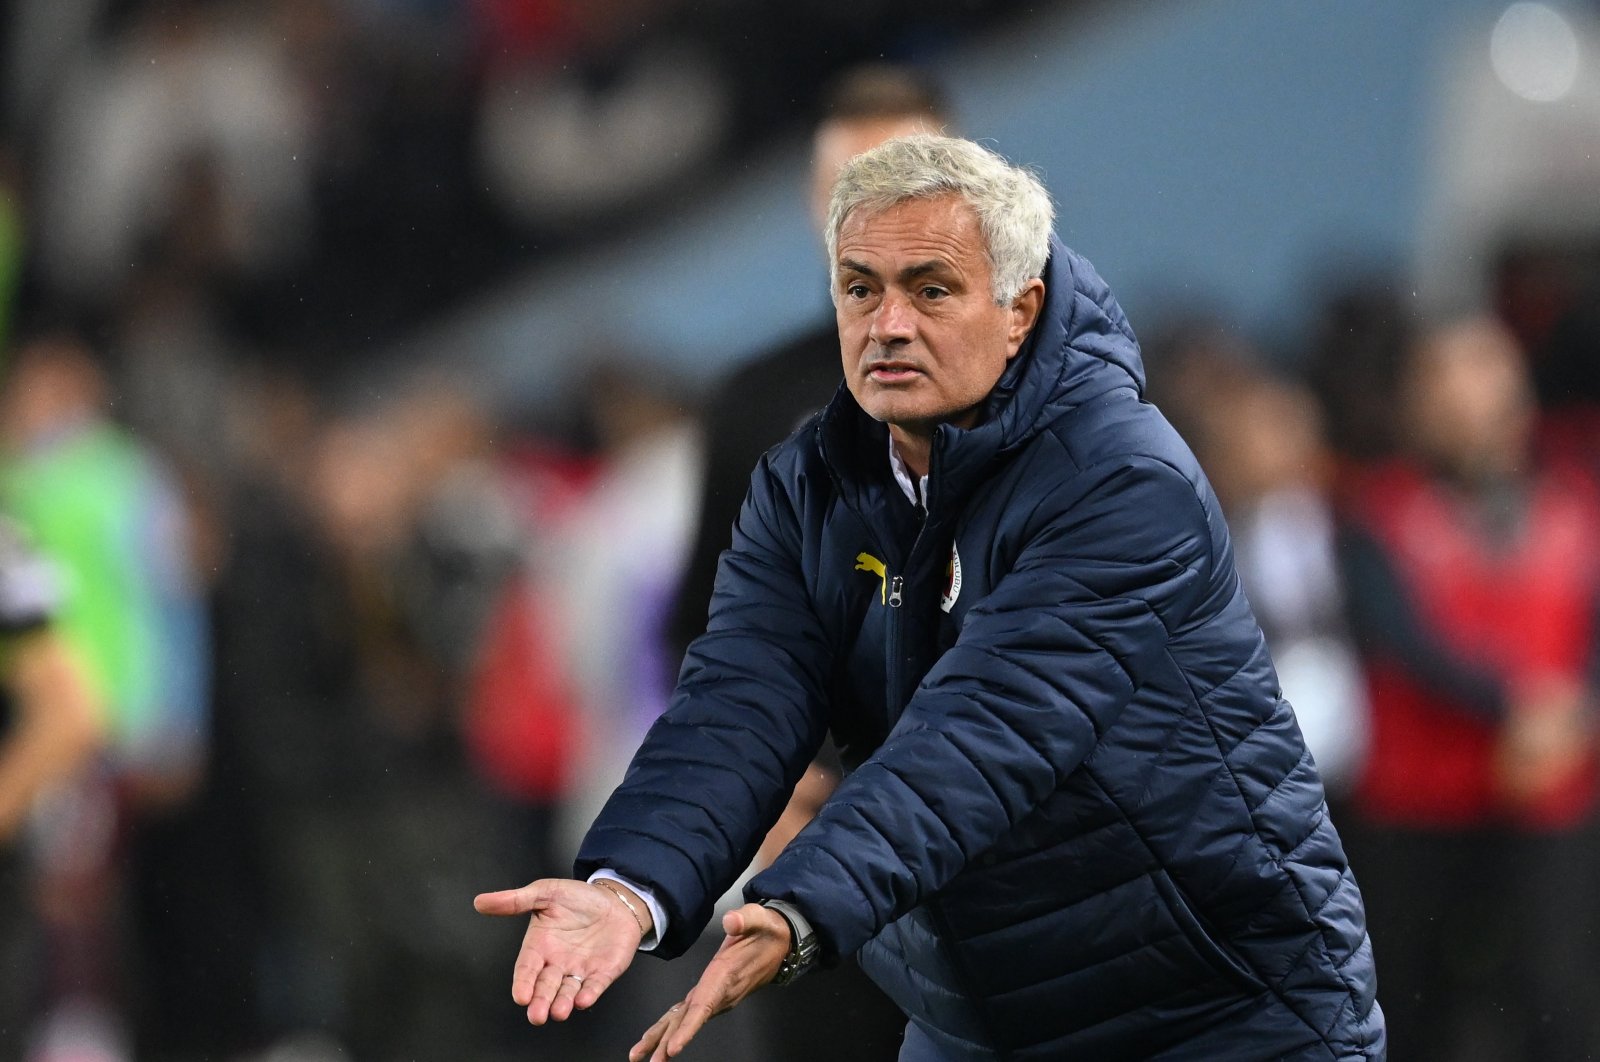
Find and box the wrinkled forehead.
[834,193,992,275]
[837,190,981,240]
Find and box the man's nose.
[869,290,915,345]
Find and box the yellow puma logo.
[855,552,887,604]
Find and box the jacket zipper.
[884,433,941,716]
[884,573,905,719]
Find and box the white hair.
[825,134,1054,304]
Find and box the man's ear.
[1004,279,1046,358]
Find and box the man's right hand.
[474,878,648,1025]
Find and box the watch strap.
[760,899,819,985]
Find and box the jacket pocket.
[1150,870,1265,995]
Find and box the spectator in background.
[1338,317,1600,1061]
[0,328,209,1062]
[528,360,762,1060]
[126,366,329,1061]
[0,516,101,1059]
[462,430,599,882]
[554,362,703,868]
[0,330,208,798]
[665,63,951,1060]
[1148,324,1367,794]
[228,385,525,1061]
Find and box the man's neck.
[888,424,933,479]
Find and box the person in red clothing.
[1338,316,1600,1061]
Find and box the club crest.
[940,542,962,613]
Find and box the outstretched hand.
[474,878,645,1026]
[630,903,791,1061]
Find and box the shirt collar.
[888,434,928,510]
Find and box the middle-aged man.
[477,135,1386,1061]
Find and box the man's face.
[835,194,1041,432]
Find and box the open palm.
[474,878,643,1025]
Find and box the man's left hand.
[629,902,791,1061]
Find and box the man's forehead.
[836,195,985,267]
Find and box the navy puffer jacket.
[577,239,1385,1060]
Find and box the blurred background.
[0,0,1598,1060]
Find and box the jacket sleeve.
[746,454,1213,959]
[574,453,832,958]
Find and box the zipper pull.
[888,576,903,608]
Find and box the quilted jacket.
[576,238,1385,1060]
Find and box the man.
[478,135,1386,1061]
[1338,318,1599,1060]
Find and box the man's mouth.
[866,362,923,383]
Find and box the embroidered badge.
[940,543,963,613]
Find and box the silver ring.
[564,974,584,985]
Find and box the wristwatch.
[760,899,819,985]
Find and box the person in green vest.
[0,329,209,796]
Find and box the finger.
[526,963,568,1025]
[549,972,586,1022]
[722,907,749,936]
[510,945,544,1007]
[573,967,618,1011]
[649,1009,686,1062]
[630,1003,680,1062]
[664,997,718,1058]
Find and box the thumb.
[474,882,550,916]
[723,902,778,939]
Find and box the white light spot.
[1491,2,1581,102]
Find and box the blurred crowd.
[0,0,1035,360]
[0,1,1598,1061]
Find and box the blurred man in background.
[1148,324,1368,796]
[0,329,207,1062]
[1338,317,1600,1061]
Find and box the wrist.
[593,878,652,941]
[759,898,819,985]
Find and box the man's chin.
[860,398,936,426]
[859,386,978,425]
[854,384,927,420]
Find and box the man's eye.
[846,283,871,299]
[921,286,949,300]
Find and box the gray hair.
[825,134,1054,304]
